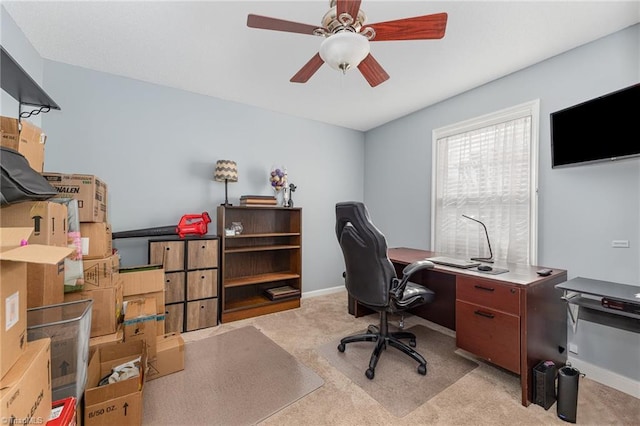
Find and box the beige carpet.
[318,324,478,417]
[142,325,324,425]
[145,291,639,425]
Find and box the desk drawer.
[457,276,520,315]
[456,300,520,373]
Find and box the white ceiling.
[4,1,639,131]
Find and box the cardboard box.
[83,254,120,288]
[0,201,68,247]
[120,265,165,321]
[124,291,164,324]
[0,246,28,379]
[120,265,164,296]
[0,203,70,308]
[0,227,73,378]
[41,173,107,223]
[123,297,157,360]
[80,222,112,259]
[0,116,46,172]
[147,333,184,381]
[48,397,77,426]
[0,338,52,424]
[64,281,123,338]
[89,326,124,352]
[155,316,165,337]
[84,340,146,426]
[27,260,66,308]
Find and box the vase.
[231,222,243,235]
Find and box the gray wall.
[1,6,43,126]
[365,25,640,384]
[39,61,364,293]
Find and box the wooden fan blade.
[247,14,320,36]
[367,12,448,41]
[337,0,362,21]
[357,54,390,87]
[291,53,325,83]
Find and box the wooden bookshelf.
[217,206,302,322]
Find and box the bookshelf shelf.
[227,232,301,238]
[226,245,300,253]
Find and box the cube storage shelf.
[148,236,219,332]
[217,206,302,322]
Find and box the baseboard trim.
[301,286,345,299]
[567,356,640,399]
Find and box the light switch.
[611,240,630,248]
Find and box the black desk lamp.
[214,160,238,206]
[462,214,494,263]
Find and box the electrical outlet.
[611,240,630,248]
[568,343,578,354]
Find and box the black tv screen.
[550,83,640,168]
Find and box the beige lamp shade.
[214,160,238,182]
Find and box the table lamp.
[214,160,238,206]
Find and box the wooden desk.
[350,247,568,407]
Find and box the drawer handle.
[474,310,495,319]
[474,285,495,292]
[201,275,205,279]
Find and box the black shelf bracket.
[1,45,60,122]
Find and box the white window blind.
[432,100,539,265]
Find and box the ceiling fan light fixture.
[319,32,370,73]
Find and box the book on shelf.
[240,194,278,206]
[240,202,278,207]
[240,195,276,200]
[265,285,301,300]
[240,198,277,205]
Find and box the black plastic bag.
[0,146,58,205]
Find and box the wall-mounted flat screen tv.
[550,83,639,168]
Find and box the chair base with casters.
[338,309,427,379]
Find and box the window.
[431,100,539,265]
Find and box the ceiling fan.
[247,0,448,87]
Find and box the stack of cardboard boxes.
[1,117,184,425]
[49,173,125,347]
[1,117,79,425]
[0,227,73,424]
[1,118,69,309]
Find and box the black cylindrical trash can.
[557,365,581,423]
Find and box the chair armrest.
[390,260,435,299]
[402,260,435,277]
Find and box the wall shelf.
[1,46,60,118]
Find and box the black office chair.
[335,201,436,379]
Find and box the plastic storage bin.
[27,299,92,401]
